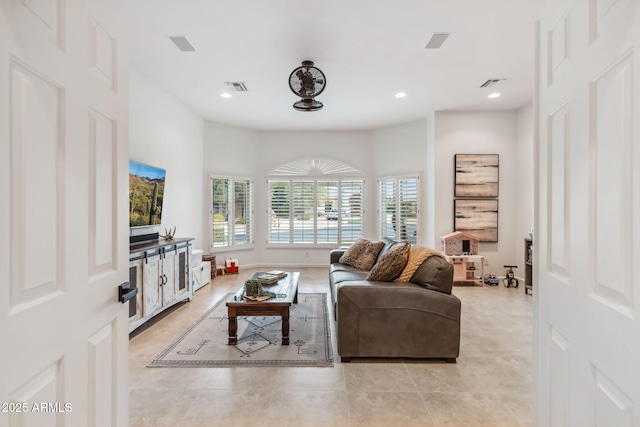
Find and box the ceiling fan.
[288,60,326,112]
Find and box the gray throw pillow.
[339,238,385,271]
[367,241,410,281]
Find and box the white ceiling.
[124,0,546,131]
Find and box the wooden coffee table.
[226,272,299,345]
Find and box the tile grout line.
[402,359,439,426]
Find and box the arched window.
[267,159,364,246]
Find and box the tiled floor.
[129,267,533,427]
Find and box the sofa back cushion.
[339,238,385,271]
[410,256,454,294]
[367,241,410,281]
[376,237,398,262]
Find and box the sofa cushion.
[366,241,410,281]
[397,245,445,282]
[376,237,398,262]
[331,270,369,285]
[410,255,454,294]
[339,238,385,271]
[330,263,364,275]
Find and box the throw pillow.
[339,238,385,271]
[366,241,410,281]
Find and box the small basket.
[202,254,216,279]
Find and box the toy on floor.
[484,274,499,286]
[503,265,519,288]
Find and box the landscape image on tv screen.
[129,161,166,227]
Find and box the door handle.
[118,282,138,303]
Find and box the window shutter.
[268,180,291,243]
[211,176,254,249]
[267,178,364,245]
[378,176,419,243]
[211,177,230,247]
[341,180,364,244]
[292,180,315,243]
[398,177,418,242]
[234,180,252,245]
[317,180,339,243]
[379,178,395,239]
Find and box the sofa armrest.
[330,249,346,264]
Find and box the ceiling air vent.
[224,82,248,92]
[424,33,451,49]
[480,79,502,88]
[168,36,197,52]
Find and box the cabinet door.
[161,249,177,305]
[175,246,190,299]
[128,259,143,322]
[142,254,162,316]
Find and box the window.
[210,176,253,249]
[378,175,419,244]
[267,178,364,245]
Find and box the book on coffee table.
[251,272,279,285]
[266,270,287,279]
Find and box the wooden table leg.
[282,308,290,345]
[227,307,237,345]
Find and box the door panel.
[9,60,63,307]
[0,1,130,425]
[162,250,177,306]
[89,107,117,278]
[535,1,640,426]
[143,255,161,316]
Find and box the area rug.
[148,293,333,367]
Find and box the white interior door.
[0,1,130,425]
[535,1,640,425]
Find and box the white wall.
[201,114,535,274]
[202,121,259,265]
[202,125,374,267]
[129,70,204,249]
[432,110,522,277]
[515,103,534,279]
[127,70,536,278]
[372,119,429,243]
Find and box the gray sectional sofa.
[329,237,461,362]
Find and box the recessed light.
[220,92,232,98]
[395,92,407,98]
[488,93,501,99]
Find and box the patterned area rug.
[148,293,333,367]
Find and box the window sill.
[209,244,255,253]
[265,243,342,250]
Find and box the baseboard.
[248,262,326,269]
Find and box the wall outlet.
[484,258,489,266]
[305,251,309,258]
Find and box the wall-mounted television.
[129,161,166,228]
